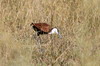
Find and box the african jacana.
[30,23,62,38]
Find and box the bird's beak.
[58,33,62,38]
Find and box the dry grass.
[0,0,100,66]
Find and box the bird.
[30,23,62,38]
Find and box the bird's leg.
[37,32,41,42]
[35,32,39,41]
[36,34,43,55]
[37,32,43,43]
[38,35,41,43]
[33,32,37,39]
[37,32,40,36]
[30,32,37,40]
[47,34,51,44]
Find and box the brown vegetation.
[0,0,100,66]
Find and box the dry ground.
[0,0,100,66]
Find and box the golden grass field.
[0,0,100,66]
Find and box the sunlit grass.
[0,0,100,66]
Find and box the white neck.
[49,28,62,38]
[49,28,58,34]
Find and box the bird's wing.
[41,25,51,32]
[33,23,51,32]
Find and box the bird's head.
[49,28,62,38]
